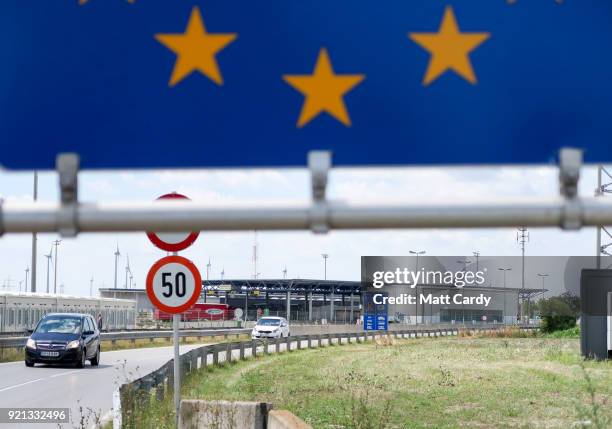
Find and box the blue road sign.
[1,1,611,170]
[364,292,388,331]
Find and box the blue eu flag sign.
[0,1,610,169]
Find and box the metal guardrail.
[115,325,536,428]
[0,328,251,349]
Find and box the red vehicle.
[154,302,235,321]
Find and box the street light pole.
[45,249,52,293]
[409,250,425,325]
[25,267,29,292]
[322,254,331,322]
[113,245,120,289]
[53,239,61,294]
[498,267,512,324]
[537,273,549,300]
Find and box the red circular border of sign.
[146,193,200,252]
[146,255,202,314]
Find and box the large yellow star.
[409,6,490,85]
[283,48,365,128]
[155,7,237,87]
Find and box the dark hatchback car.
[25,313,100,368]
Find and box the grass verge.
[127,336,612,429]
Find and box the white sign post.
[146,255,201,426]
[145,193,201,425]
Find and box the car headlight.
[26,338,36,349]
[66,340,80,349]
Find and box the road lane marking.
[0,377,45,393]
[50,369,82,378]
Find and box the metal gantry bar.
[1,148,609,235]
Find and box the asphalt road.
[0,344,207,429]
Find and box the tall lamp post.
[53,240,61,294]
[322,254,332,322]
[45,248,52,293]
[537,273,549,300]
[25,267,29,293]
[113,244,121,290]
[409,250,425,325]
[498,267,512,324]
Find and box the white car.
[251,317,290,339]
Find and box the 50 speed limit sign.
[146,255,202,314]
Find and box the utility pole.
[473,251,480,272]
[517,227,529,322]
[221,268,225,281]
[282,266,287,279]
[206,259,211,281]
[90,277,94,297]
[45,248,52,293]
[53,239,61,294]
[31,171,38,292]
[25,267,29,292]
[113,244,121,289]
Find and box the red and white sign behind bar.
[146,193,199,252]
[146,255,202,314]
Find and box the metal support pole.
[173,314,180,426]
[308,290,312,322]
[286,283,291,321]
[31,171,38,293]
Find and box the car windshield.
[35,317,82,334]
[257,318,281,326]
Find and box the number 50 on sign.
[146,256,202,314]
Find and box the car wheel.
[25,360,34,367]
[76,349,86,368]
[90,347,100,366]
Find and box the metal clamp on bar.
[0,197,4,237]
[56,153,80,237]
[308,151,331,233]
[559,147,583,230]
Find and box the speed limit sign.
[146,255,202,314]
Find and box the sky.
[0,164,604,297]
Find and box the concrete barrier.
[268,410,312,429]
[178,400,311,429]
[179,399,270,429]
